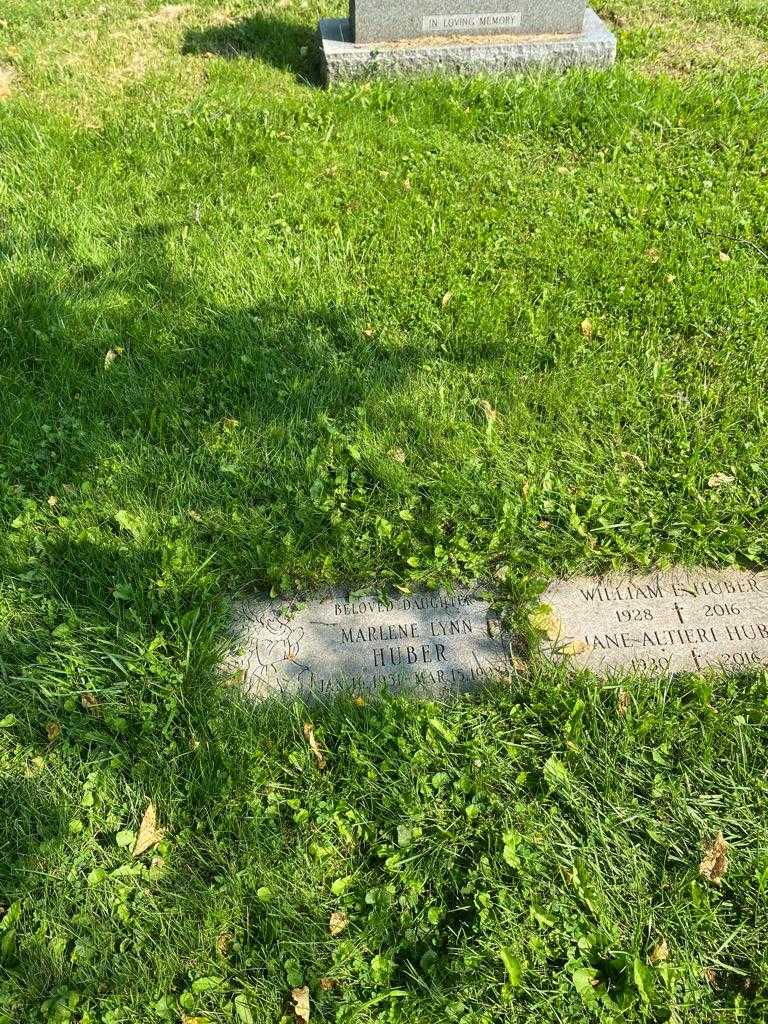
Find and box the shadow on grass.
[0,206,428,539]
[0,200,520,1005]
[0,777,68,888]
[182,14,322,85]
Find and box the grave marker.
[351,0,587,44]
[539,569,768,676]
[318,2,616,83]
[227,587,512,699]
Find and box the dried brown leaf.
[617,688,631,716]
[561,639,589,656]
[303,723,327,770]
[290,985,310,1023]
[80,692,100,713]
[104,346,124,369]
[478,399,497,425]
[580,318,593,339]
[621,451,645,470]
[699,830,728,885]
[329,910,349,936]
[0,64,15,101]
[707,472,735,489]
[319,978,336,991]
[46,721,62,742]
[649,937,669,964]
[133,801,167,858]
[529,605,563,642]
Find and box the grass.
[3,674,768,1022]
[1,0,768,1020]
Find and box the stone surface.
[352,0,586,44]
[227,587,512,699]
[539,568,768,677]
[318,9,616,84]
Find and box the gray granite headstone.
[227,587,512,699]
[352,0,586,44]
[318,8,616,85]
[538,569,768,677]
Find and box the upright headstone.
[352,0,586,44]
[318,1,616,84]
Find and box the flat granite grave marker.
[318,1,616,83]
[227,587,512,699]
[539,568,768,677]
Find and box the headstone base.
[318,8,616,85]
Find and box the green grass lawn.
[2,0,768,1020]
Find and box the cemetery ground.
[1,0,768,1021]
